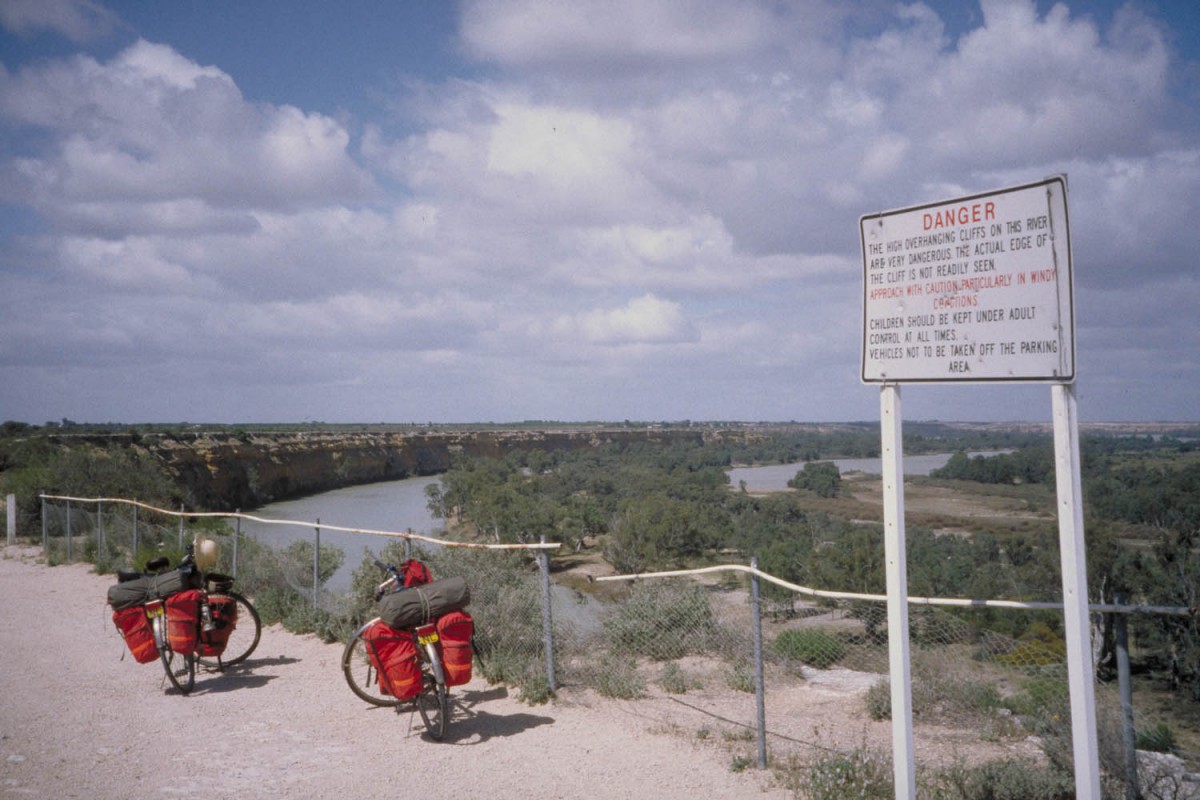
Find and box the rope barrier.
[38,494,560,551]
[595,563,1194,616]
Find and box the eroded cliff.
[142,428,705,511]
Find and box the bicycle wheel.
[153,616,196,695]
[341,621,403,707]
[417,673,449,740]
[197,591,261,668]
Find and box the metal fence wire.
[34,495,1200,799]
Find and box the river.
[239,451,997,589]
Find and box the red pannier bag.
[199,594,238,657]
[362,620,422,699]
[165,589,203,655]
[437,610,474,687]
[112,606,158,664]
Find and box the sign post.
[859,176,1096,799]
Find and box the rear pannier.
[379,576,470,630]
[362,620,422,699]
[199,594,239,658]
[436,610,474,687]
[112,606,158,664]
[165,589,203,655]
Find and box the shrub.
[604,581,716,661]
[792,748,893,800]
[924,759,1074,799]
[774,629,846,669]
[1136,722,1177,753]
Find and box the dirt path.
[0,546,790,800]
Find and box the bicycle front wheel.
[417,675,449,740]
[197,591,261,668]
[342,621,404,707]
[153,616,196,695]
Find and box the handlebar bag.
[199,594,239,657]
[379,576,470,630]
[165,589,203,655]
[362,620,422,699]
[112,606,158,664]
[436,610,474,687]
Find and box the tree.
[788,461,842,498]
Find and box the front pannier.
[112,606,158,663]
[378,576,470,630]
[165,589,203,655]
[436,610,474,687]
[362,620,422,699]
[199,594,238,657]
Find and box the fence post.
[97,500,104,558]
[404,530,412,561]
[233,513,241,578]
[1115,594,1139,800]
[751,556,767,769]
[66,498,72,563]
[6,494,15,546]
[132,502,139,557]
[178,504,184,549]
[538,535,557,692]
[41,494,47,554]
[313,518,321,612]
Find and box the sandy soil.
[0,546,794,800]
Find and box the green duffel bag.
[378,576,470,630]
[106,567,200,610]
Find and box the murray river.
[240,451,996,590]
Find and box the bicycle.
[341,560,461,740]
[111,543,262,694]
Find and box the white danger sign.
[860,177,1074,383]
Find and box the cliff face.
[142,428,706,511]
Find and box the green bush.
[604,581,716,661]
[1136,722,1176,753]
[774,629,846,669]
[594,652,645,699]
[793,748,893,800]
[924,759,1073,800]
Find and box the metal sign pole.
[1052,382,1101,798]
[881,383,915,799]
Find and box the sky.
[1,0,1198,426]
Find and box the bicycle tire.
[153,615,196,695]
[341,620,404,707]
[197,591,261,668]
[417,674,449,741]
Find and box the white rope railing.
[595,563,1194,616]
[39,494,560,551]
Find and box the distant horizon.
[9,418,1198,431]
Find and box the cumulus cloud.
[0,0,117,42]
[551,294,697,345]
[0,0,1197,423]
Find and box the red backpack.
[401,559,432,587]
[362,620,422,699]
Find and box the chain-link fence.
[34,495,1200,799]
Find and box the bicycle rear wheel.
[341,622,404,707]
[417,674,449,740]
[153,616,196,695]
[197,591,261,668]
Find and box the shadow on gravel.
[437,708,555,744]
[187,655,299,694]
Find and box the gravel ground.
[0,546,791,800]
